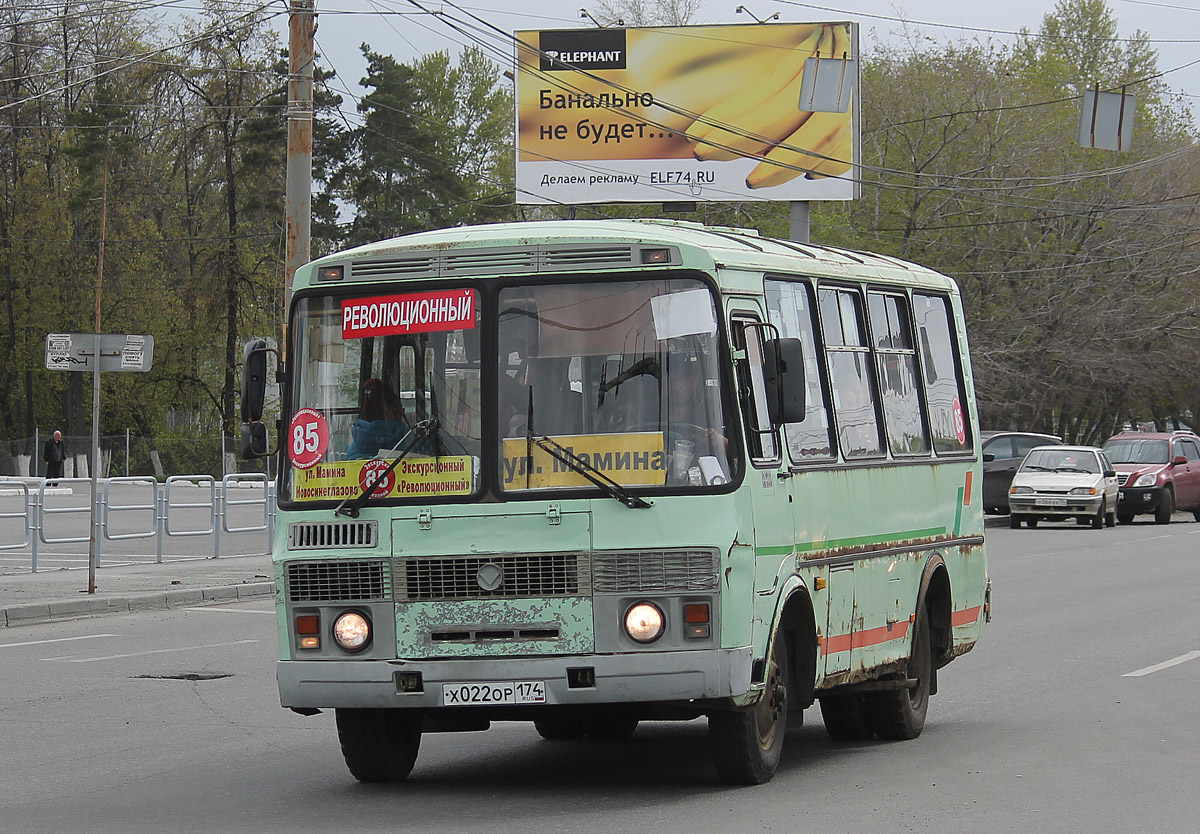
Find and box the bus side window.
[731,318,780,464]
[913,293,972,454]
[867,291,930,456]
[765,279,835,462]
[818,287,884,459]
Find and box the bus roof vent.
[440,249,538,275]
[288,520,378,550]
[540,245,640,269]
[350,256,438,279]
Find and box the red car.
[1101,431,1200,523]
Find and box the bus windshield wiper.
[335,417,438,519]
[522,387,650,509]
[526,433,653,510]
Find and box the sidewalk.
[0,552,274,628]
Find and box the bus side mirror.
[240,338,270,422]
[763,337,806,426]
[241,422,268,459]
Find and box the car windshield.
[1021,449,1099,473]
[1102,439,1169,465]
[497,278,735,494]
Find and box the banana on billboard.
[514,22,858,205]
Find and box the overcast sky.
[296,0,1200,108]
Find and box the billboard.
[514,22,859,205]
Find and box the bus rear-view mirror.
[764,337,806,426]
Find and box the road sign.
[45,333,154,372]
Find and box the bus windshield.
[287,289,483,504]
[284,277,736,504]
[497,277,734,493]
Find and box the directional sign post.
[45,333,154,593]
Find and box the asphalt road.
[1,515,1198,834]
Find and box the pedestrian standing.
[43,430,66,485]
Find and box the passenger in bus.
[346,378,413,459]
[666,352,729,457]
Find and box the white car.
[1008,445,1119,529]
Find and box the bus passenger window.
[913,293,971,453]
[765,280,835,461]
[819,287,883,459]
[868,292,930,456]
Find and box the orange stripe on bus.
[822,621,909,655]
[823,606,982,655]
[963,470,973,505]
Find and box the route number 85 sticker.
[288,408,329,469]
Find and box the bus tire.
[866,609,931,741]
[708,628,788,785]
[335,708,422,782]
[585,717,639,740]
[819,694,874,741]
[533,715,586,740]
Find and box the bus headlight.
[624,602,665,644]
[332,611,372,651]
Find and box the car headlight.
[1010,486,1033,495]
[1132,473,1158,487]
[623,602,666,644]
[332,611,371,651]
[1069,487,1098,496]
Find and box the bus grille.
[592,549,719,593]
[396,553,590,601]
[286,560,391,602]
[288,520,377,549]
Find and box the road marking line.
[186,607,275,615]
[0,634,118,649]
[45,638,260,663]
[1123,650,1200,677]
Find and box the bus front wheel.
[335,708,422,782]
[708,628,788,785]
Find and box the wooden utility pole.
[284,0,316,355]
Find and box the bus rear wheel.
[708,628,788,785]
[335,708,422,782]
[866,610,931,741]
[819,693,874,741]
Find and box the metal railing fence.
[0,474,275,573]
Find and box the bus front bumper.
[277,647,753,710]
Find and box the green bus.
[241,218,990,785]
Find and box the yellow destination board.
[293,455,475,502]
[502,432,665,489]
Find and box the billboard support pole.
[789,201,810,244]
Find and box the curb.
[1,581,275,628]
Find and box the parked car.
[1101,431,1200,524]
[1007,445,1119,529]
[981,431,1063,513]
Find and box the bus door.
[729,313,794,618]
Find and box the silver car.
[1008,445,1119,529]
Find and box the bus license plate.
[1035,497,1067,507]
[442,681,546,706]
